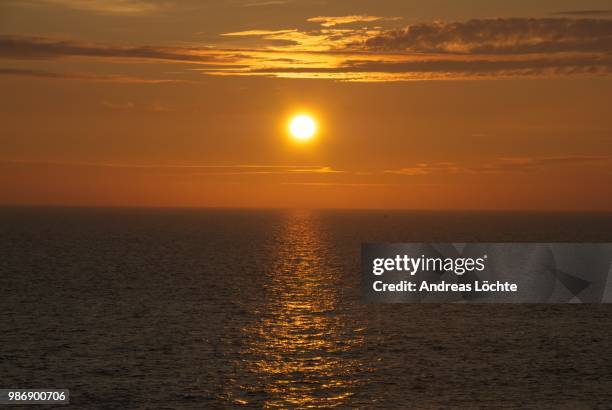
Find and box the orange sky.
[1,0,612,210]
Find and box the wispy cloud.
[6,158,609,185]
[0,35,229,63]
[19,0,167,14]
[4,160,342,175]
[102,100,175,111]
[385,156,612,175]
[221,29,298,37]
[385,163,460,176]
[192,166,342,175]
[307,15,399,28]
[288,166,342,174]
[249,55,612,80]
[553,10,612,16]
[239,0,294,7]
[0,67,182,83]
[475,156,612,172]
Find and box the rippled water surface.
[1,208,612,408]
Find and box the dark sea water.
[1,207,612,409]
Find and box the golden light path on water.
[232,210,365,408]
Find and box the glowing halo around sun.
[289,114,317,141]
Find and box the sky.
[1,0,612,210]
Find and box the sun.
[289,114,317,141]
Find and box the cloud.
[248,55,612,79]
[307,15,398,28]
[363,18,612,54]
[101,100,136,109]
[3,17,612,82]
[102,100,175,111]
[385,156,612,175]
[221,29,298,37]
[385,163,461,176]
[249,51,612,81]
[18,0,166,14]
[239,0,294,7]
[553,10,612,16]
[4,160,341,175]
[474,156,612,172]
[0,35,226,63]
[288,166,342,174]
[220,27,371,51]
[196,165,342,175]
[0,67,182,83]
[213,17,612,80]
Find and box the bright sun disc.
[289,115,317,141]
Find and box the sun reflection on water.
[232,210,364,408]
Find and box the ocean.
[1,207,611,408]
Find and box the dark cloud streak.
[0,67,182,83]
[553,10,612,16]
[249,56,612,78]
[0,35,223,62]
[364,18,612,55]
